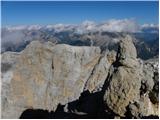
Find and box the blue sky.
[1,1,159,26]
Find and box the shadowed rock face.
[1,35,159,119]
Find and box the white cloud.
[140,23,159,33]
[53,24,66,32]
[74,20,97,34]
[74,19,141,33]
[1,19,159,52]
[98,19,140,33]
[3,19,158,34]
[5,25,42,31]
[1,30,26,52]
[81,20,97,31]
[27,25,42,30]
[141,23,159,28]
[5,25,27,31]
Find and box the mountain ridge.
[1,35,159,118]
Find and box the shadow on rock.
[20,89,116,119]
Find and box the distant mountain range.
[2,20,159,60]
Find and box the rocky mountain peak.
[103,35,158,118]
[115,35,138,68]
[1,36,159,118]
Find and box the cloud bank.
[2,19,158,52]
[3,19,158,33]
[98,19,140,33]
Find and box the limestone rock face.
[121,56,159,119]
[1,36,159,119]
[103,35,142,117]
[127,58,159,118]
[83,50,113,93]
[103,35,159,118]
[1,41,111,118]
[142,58,159,104]
[138,58,159,117]
[116,35,138,68]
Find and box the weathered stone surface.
[103,35,142,117]
[142,58,159,104]
[83,50,115,93]
[128,95,159,118]
[103,35,159,118]
[139,58,159,117]
[1,36,159,118]
[1,41,110,118]
[116,35,139,68]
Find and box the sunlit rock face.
[1,40,112,118]
[103,35,142,117]
[103,35,159,118]
[1,35,159,119]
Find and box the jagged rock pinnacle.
[116,35,138,68]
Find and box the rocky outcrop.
[103,35,142,117]
[1,35,159,118]
[1,41,113,118]
[103,35,159,118]
[125,58,159,118]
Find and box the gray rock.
[103,35,159,118]
[128,94,159,118]
[116,35,138,68]
[1,37,159,118]
[1,41,110,118]
[103,35,142,117]
[127,58,159,118]
[83,50,114,93]
[144,58,159,104]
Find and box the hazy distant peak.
[3,19,159,34]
